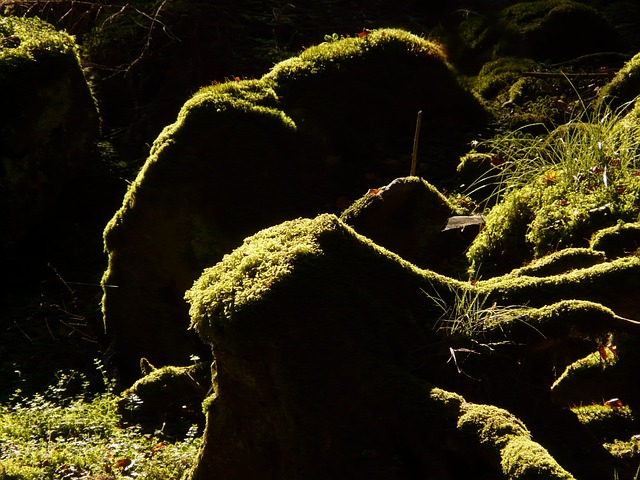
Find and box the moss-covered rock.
[339,176,470,274]
[597,51,640,112]
[184,213,640,479]
[466,118,640,277]
[0,15,100,262]
[440,0,624,74]
[506,248,606,277]
[101,28,489,380]
[590,221,640,258]
[118,360,210,436]
[495,1,623,62]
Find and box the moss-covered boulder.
[118,359,210,437]
[339,176,472,274]
[590,221,640,258]
[0,16,100,264]
[597,51,640,112]
[184,213,640,479]
[101,28,489,380]
[446,0,624,71]
[466,113,640,276]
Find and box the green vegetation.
[0,15,76,66]
[0,369,200,479]
[428,388,575,479]
[465,97,640,276]
[3,1,640,477]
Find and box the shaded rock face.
[446,0,626,71]
[101,29,489,381]
[185,214,640,480]
[0,16,100,270]
[340,176,472,274]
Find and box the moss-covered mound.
[339,176,472,273]
[466,114,640,276]
[185,213,640,479]
[597,51,640,112]
[446,0,624,72]
[118,360,210,437]
[101,28,489,380]
[0,15,99,263]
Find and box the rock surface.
[101,29,488,380]
[0,16,100,268]
[184,214,640,479]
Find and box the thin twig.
[522,71,615,79]
[410,110,422,176]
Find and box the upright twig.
[411,110,422,176]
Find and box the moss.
[429,386,465,411]
[265,28,449,85]
[500,436,574,479]
[590,222,640,258]
[570,403,634,440]
[185,215,327,337]
[119,362,210,432]
[102,28,488,377]
[184,212,640,477]
[551,349,615,400]
[0,16,76,67]
[486,299,617,340]
[467,185,538,275]
[458,403,531,449]
[1,15,99,258]
[458,403,574,479]
[339,177,465,272]
[456,152,502,205]
[597,51,640,112]
[496,0,621,62]
[468,160,640,277]
[478,255,640,314]
[508,248,606,277]
[474,57,541,100]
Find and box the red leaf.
[367,188,381,195]
[598,347,608,360]
[357,29,371,38]
[116,458,132,468]
[604,398,623,408]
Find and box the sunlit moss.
[467,115,640,276]
[507,248,606,277]
[0,16,76,67]
[265,28,448,85]
[500,435,575,479]
[458,403,574,479]
[597,52,640,112]
[572,403,633,425]
[590,222,640,258]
